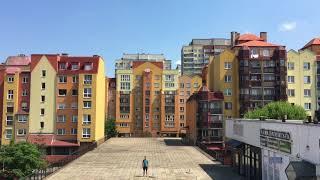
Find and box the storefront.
[225,119,319,180]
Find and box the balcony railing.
[209,109,222,114]
[200,136,223,143]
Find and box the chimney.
[61,53,69,56]
[231,31,236,47]
[260,32,267,42]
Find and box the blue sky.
[1,0,319,77]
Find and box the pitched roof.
[235,40,280,47]
[27,134,79,147]
[5,56,31,66]
[5,67,21,74]
[302,38,320,49]
[237,33,262,41]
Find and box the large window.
[120,75,130,81]
[82,128,91,138]
[83,101,92,108]
[83,114,91,124]
[57,115,66,122]
[83,88,92,98]
[120,82,130,90]
[18,115,28,122]
[84,75,92,84]
[58,75,67,83]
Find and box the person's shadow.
[134,175,156,178]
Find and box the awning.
[27,134,79,147]
[225,139,243,148]
[285,161,316,179]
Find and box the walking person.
[142,156,149,177]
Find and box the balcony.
[251,95,263,100]
[263,81,275,87]
[251,68,261,73]
[209,109,222,114]
[251,81,261,87]
[208,122,223,129]
[264,95,275,101]
[264,67,275,73]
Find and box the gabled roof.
[235,40,280,47]
[132,61,163,69]
[237,33,263,41]
[302,38,320,49]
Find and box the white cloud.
[279,21,297,32]
[175,60,181,65]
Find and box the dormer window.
[84,63,93,71]
[59,63,67,70]
[71,63,79,70]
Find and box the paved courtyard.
[47,138,240,180]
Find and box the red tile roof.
[132,61,163,69]
[302,38,320,49]
[27,134,79,147]
[235,40,280,47]
[5,56,31,66]
[5,67,21,74]
[237,34,262,41]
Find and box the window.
[84,75,92,84]
[59,63,66,70]
[303,62,310,70]
[18,115,27,122]
[71,102,78,109]
[224,75,232,83]
[84,63,92,70]
[6,116,13,126]
[304,89,311,97]
[58,103,66,109]
[72,115,78,123]
[155,91,160,95]
[120,75,130,81]
[288,89,295,97]
[71,63,79,70]
[193,83,199,88]
[154,75,160,80]
[180,107,184,112]
[57,115,66,122]
[57,128,66,135]
[186,91,191,96]
[165,75,174,81]
[288,62,294,70]
[58,89,67,96]
[40,108,45,115]
[180,115,184,120]
[119,123,129,127]
[82,128,91,138]
[224,62,232,69]
[83,88,92,98]
[180,99,184,103]
[41,83,45,90]
[186,83,191,88]
[21,102,28,110]
[225,102,232,110]
[5,129,12,139]
[40,122,44,128]
[262,49,270,57]
[154,83,159,88]
[22,89,28,96]
[42,70,46,77]
[17,129,26,136]
[71,128,77,135]
[22,76,28,83]
[288,76,295,83]
[304,76,311,84]
[72,89,78,96]
[120,82,130,90]
[7,76,14,83]
[58,75,67,83]
[83,101,92,108]
[304,103,311,110]
[72,75,78,83]
[224,88,232,96]
[41,95,45,102]
[180,83,184,88]
[83,114,91,124]
[7,90,13,100]
[7,102,13,113]
[165,83,175,88]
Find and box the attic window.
[84,63,93,71]
[59,63,67,70]
[71,63,79,70]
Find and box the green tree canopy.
[105,118,118,137]
[0,142,46,179]
[244,101,307,120]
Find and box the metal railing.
[24,136,109,180]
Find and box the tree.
[105,118,118,137]
[0,142,46,179]
[244,101,307,120]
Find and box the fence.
[25,136,109,180]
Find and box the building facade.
[107,78,116,120]
[287,49,316,119]
[27,54,105,154]
[181,38,231,75]
[115,60,180,137]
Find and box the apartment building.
[181,38,231,75]
[115,60,180,137]
[107,78,116,120]
[287,49,316,119]
[27,54,105,155]
[1,55,31,145]
[207,32,287,117]
[178,75,202,134]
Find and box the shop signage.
[260,129,291,154]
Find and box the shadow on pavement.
[199,164,245,180]
[163,139,185,146]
